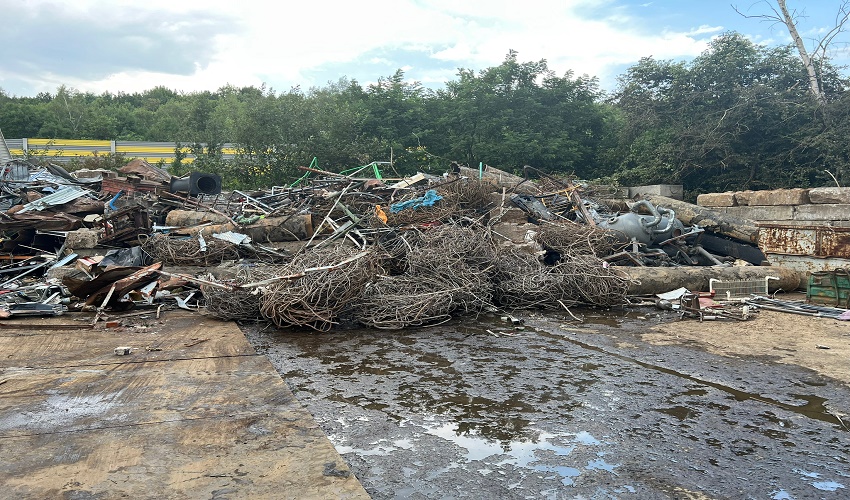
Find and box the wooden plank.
[1,413,367,499]
[0,312,254,369]
[0,356,289,436]
[0,312,369,499]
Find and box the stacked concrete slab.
[697,187,850,227]
[696,187,850,274]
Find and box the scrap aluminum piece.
[3,302,66,316]
[212,231,252,245]
[18,186,89,213]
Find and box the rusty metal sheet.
[765,253,850,275]
[759,224,850,259]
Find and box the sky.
[1,0,849,97]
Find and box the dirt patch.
[642,297,850,386]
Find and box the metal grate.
[710,276,779,300]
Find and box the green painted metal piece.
[807,269,850,308]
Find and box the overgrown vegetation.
[2,33,849,197]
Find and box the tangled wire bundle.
[353,223,495,329]
[550,254,631,307]
[535,221,621,257]
[142,233,241,266]
[492,248,629,309]
[436,178,496,210]
[202,265,286,320]
[258,246,378,331]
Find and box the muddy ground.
[243,297,850,499]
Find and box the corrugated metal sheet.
[18,186,89,213]
[759,224,850,259]
[0,129,11,164]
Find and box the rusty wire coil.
[141,233,241,266]
[352,223,496,329]
[492,247,629,310]
[202,265,287,320]
[535,221,622,257]
[258,246,379,332]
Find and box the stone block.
[734,190,756,206]
[697,192,737,207]
[794,204,850,221]
[45,265,82,281]
[64,228,101,250]
[629,184,684,200]
[719,206,795,221]
[808,187,850,204]
[747,188,810,206]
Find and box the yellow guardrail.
[12,139,236,163]
[27,139,112,148]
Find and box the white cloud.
[0,0,743,95]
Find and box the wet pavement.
[243,308,850,499]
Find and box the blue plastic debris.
[389,189,443,214]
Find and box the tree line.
[2,33,848,199]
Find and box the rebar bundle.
[258,246,379,331]
[437,178,496,210]
[202,265,285,320]
[141,233,241,266]
[492,248,629,309]
[535,221,620,257]
[353,223,496,329]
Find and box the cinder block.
[794,204,850,221]
[720,206,795,221]
[629,184,684,200]
[697,192,737,207]
[747,188,810,206]
[808,187,850,204]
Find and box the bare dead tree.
[734,0,850,103]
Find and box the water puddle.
[538,328,846,429]
[420,420,617,486]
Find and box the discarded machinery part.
[641,194,760,244]
[595,200,686,246]
[1,302,66,317]
[709,276,778,300]
[699,233,766,265]
[169,172,222,196]
[693,245,724,266]
[510,194,555,221]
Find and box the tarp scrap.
[389,189,443,214]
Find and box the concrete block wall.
[697,187,850,226]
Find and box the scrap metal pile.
[0,158,766,331]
